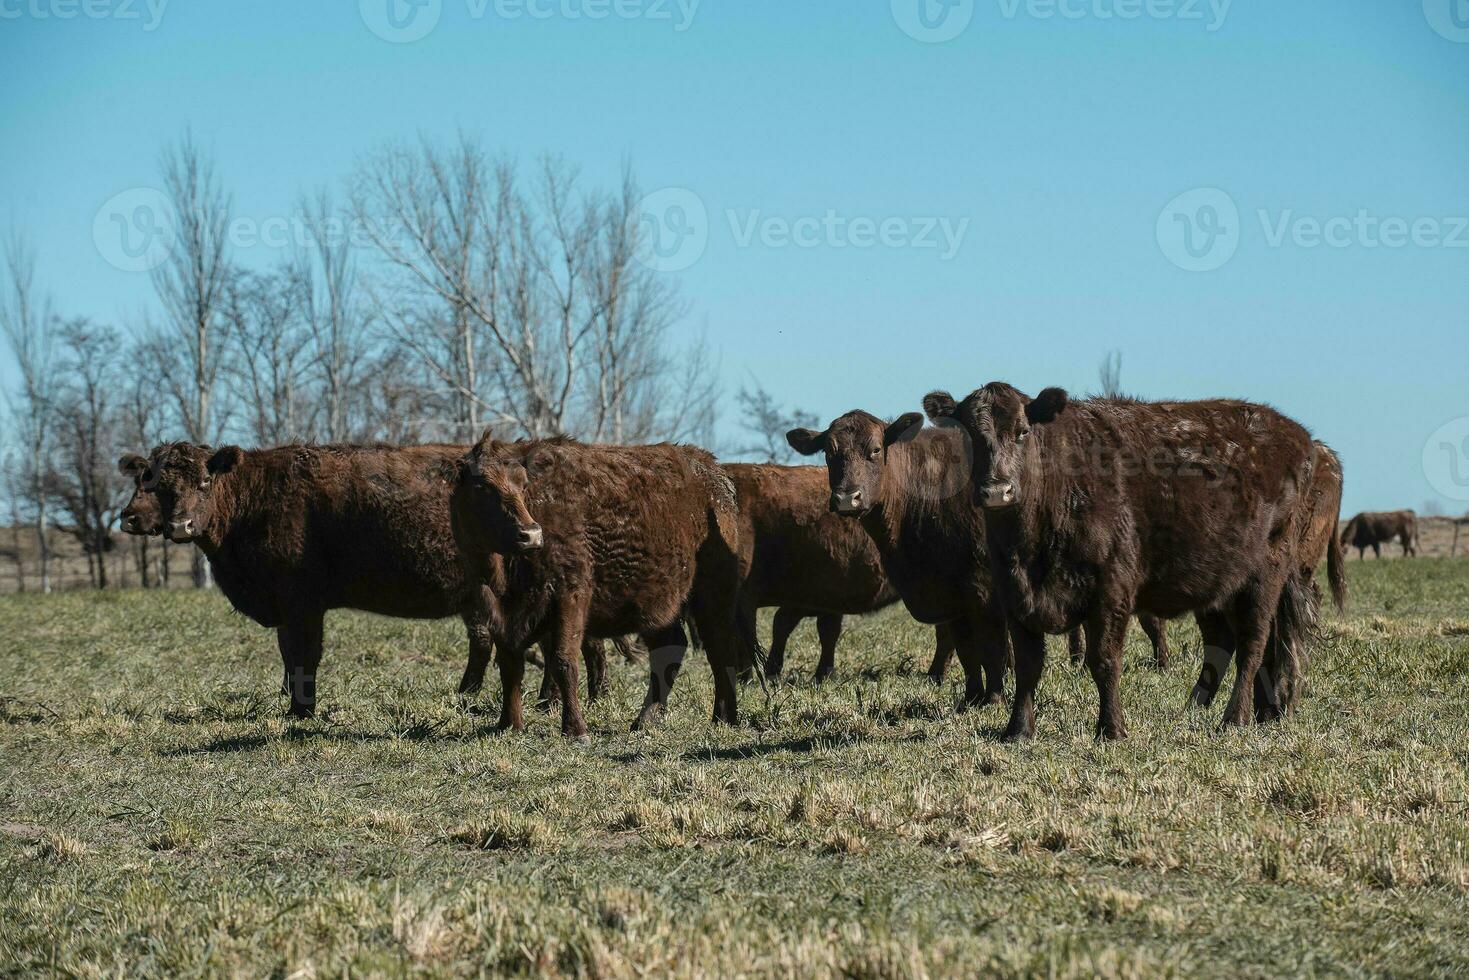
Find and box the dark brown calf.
[449,435,746,738]
[1341,509,1417,559]
[926,384,1318,739]
[724,463,953,683]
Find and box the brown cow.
[116,442,604,718]
[926,384,1318,740]
[449,435,746,738]
[786,412,1014,707]
[1341,509,1417,559]
[1188,440,1347,710]
[724,462,954,683]
[786,413,1172,705]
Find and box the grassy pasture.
[2,559,1468,977]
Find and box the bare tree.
[149,131,233,586]
[298,188,371,442]
[735,377,817,464]
[354,138,719,444]
[48,319,127,588]
[0,229,56,592]
[1098,349,1123,398]
[224,266,315,446]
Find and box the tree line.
[1,132,814,592]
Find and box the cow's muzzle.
[514,523,544,551]
[167,518,199,542]
[979,481,1017,509]
[830,489,867,515]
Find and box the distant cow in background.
[1341,509,1418,559]
[723,462,953,683]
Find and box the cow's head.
[924,383,1068,510]
[786,409,923,516]
[127,442,245,543]
[116,453,163,536]
[451,435,545,557]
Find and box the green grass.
[3,560,1469,977]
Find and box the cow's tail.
[1259,570,1320,721]
[1326,527,1347,612]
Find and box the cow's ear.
[1026,387,1069,425]
[207,445,244,475]
[922,391,957,421]
[786,428,827,456]
[884,413,923,447]
[118,453,148,476]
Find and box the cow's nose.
[980,481,1016,509]
[831,489,864,514]
[121,514,139,533]
[517,524,544,549]
[169,518,196,539]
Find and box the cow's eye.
[199,478,212,490]
[868,448,881,460]
[1016,431,1028,443]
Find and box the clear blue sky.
[1,0,1466,515]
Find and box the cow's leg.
[1138,613,1171,671]
[972,613,1009,707]
[631,622,687,731]
[1372,542,1381,559]
[1220,580,1280,728]
[926,622,955,684]
[1067,628,1084,666]
[583,637,608,702]
[813,613,842,683]
[764,606,803,681]
[278,611,324,720]
[1188,611,1235,708]
[457,616,495,695]
[1084,605,1129,740]
[534,640,558,711]
[690,577,742,727]
[947,617,985,708]
[1001,622,1046,742]
[546,610,590,740]
[494,645,526,733]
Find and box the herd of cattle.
[113,380,1411,744]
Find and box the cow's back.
[209,444,472,625]
[518,441,737,636]
[1065,399,1314,617]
